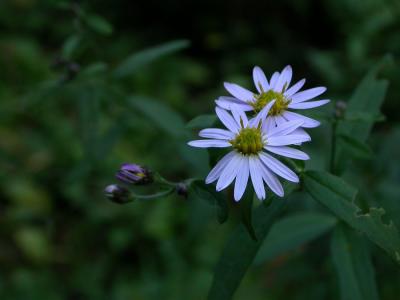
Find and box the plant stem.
[329,119,337,174]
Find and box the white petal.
[216,153,242,191]
[215,107,240,133]
[259,153,299,182]
[284,79,306,97]
[249,100,276,127]
[274,65,292,93]
[269,72,280,89]
[267,120,304,137]
[253,66,269,93]
[267,134,311,146]
[231,108,248,128]
[292,127,311,140]
[188,139,231,148]
[215,98,254,111]
[290,87,327,103]
[206,151,236,183]
[234,156,249,201]
[274,114,287,126]
[288,99,330,109]
[249,156,266,200]
[224,82,254,101]
[283,111,320,128]
[258,160,284,197]
[265,146,309,160]
[199,128,235,140]
[261,116,276,133]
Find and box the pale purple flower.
[215,65,330,139]
[188,103,310,201]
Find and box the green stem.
[131,188,175,200]
[330,119,338,174]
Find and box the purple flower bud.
[116,163,152,185]
[104,184,131,204]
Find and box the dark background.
[0,0,399,299]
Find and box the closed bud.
[104,184,131,204]
[116,163,153,185]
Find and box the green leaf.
[344,112,386,122]
[85,14,113,35]
[113,40,190,78]
[208,193,293,300]
[335,56,392,173]
[304,170,400,264]
[337,133,373,160]
[254,212,336,264]
[186,114,218,129]
[62,35,81,59]
[128,95,187,138]
[190,180,228,224]
[331,224,379,300]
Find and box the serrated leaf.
[304,170,400,264]
[254,212,336,264]
[338,134,373,160]
[331,224,379,300]
[186,114,218,129]
[113,40,189,78]
[190,180,228,224]
[128,95,187,138]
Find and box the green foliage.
[304,170,400,264]
[254,212,337,264]
[207,197,288,300]
[113,40,190,78]
[331,224,379,300]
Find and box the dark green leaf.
[335,56,392,173]
[190,180,228,224]
[113,40,190,78]
[85,14,113,35]
[128,95,187,138]
[208,190,294,300]
[338,134,373,160]
[331,224,379,300]
[304,170,400,264]
[62,35,81,59]
[344,112,386,122]
[186,114,218,129]
[254,212,336,264]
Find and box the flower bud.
[176,182,188,198]
[104,184,131,204]
[116,163,152,185]
[335,101,347,119]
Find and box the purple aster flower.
[116,163,152,185]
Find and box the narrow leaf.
[331,224,379,300]
[208,195,291,300]
[113,40,189,78]
[304,170,400,264]
[338,134,373,160]
[254,212,336,264]
[186,114,218,129]
[128,95,187,138]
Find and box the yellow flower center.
[249,89,290,115]
[230,127,264,155]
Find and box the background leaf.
[331,224,379,300]
[254,212,336,264]
[207,192,293,300]
[113,40,190,78]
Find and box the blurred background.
[0,0,400,299]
